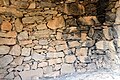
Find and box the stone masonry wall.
[0,0,120,80]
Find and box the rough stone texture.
[9,45,21,56]
[0,31,17,38]
[47,52,64,59]
[1,21,12,31]
[18,31,28,40]
[15,18,23,32]
[65,55,76,63]
[11,56,24,66]
[47,16,65,30]
[36,23,47,30]
[0,46,10,55]
[39,39,48,45]
[0,55,13,68]
[96,41,108,50]
[19,68,43,80]
[21,48,31,56]
[31,52,45,61]
[0,38,16,45]
[38,62,48,68]
[61,64,75,75]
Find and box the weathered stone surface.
[103,27,112,40]
[9,45,21,56]
[33,30,52,39]
[0,7,23,17]
[61,63,75,74]
[96,41,108,50]
[0,31,17,38]
[76,48,88,56]
[0,46,10,55]
[15,18,23,32]
[81,33,87,41]
[31,62,38,70]
[19,68,43,80]
[18,31,28,40]
[115,8,120,24]
[14,76,21,80]
[0,38,16,45]
[114,25,120,38]
[24,64,30,71]
[39,39,48,45]
[36,23,47,30]
[44,71,60,77]
[43,66,52,74]
[47,16,65,30]
[0,55,13,68]
[48,58,62,65]
[78,16,99,25]
[47,52,64,58]
[38,62,48,68]
[15,1,29,9]
[1,21,12,31]
[56,32,62,40]
[28,2,36,9]
[5,72,14,79]
[65,55,76,63]
[55,44,68,51]
[11,56,24,66]
[68,41,80,48]
[31,52,45,61]
[22,48,31,56]
[19,40,32,45]
[22,16,44,24]
[79,56,91,63]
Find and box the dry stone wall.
[0,0,120,80]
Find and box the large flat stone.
[15,18,23,32]
[0,31,17,38]
[0,46,10,55]
[0,55,13,68]
[0,38,16,45]
[9,45,21,56]
[19,68,43,80]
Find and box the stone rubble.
[0,0,120,80]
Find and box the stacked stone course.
[0,0,120,80]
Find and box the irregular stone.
[31,62,37,70]
[14,76,21,80]
[53,64,61,71]
[11,57,24,66]
[36,23,47,30]
[15,65,24,72]
[0,38,16,45]
[0,55,13,68]
[1,21,12,31]
[81,33,87,41]
[39,39,48,45]
[5,72,14,79]
[0,31,17,38]
[65,55,76,63]
[47,52,64,59]
[114,25,120,38]
[15,18,23,32]
[15,1,29,9]
[38,62,48,68]
[61,63,75,75]
[0,46,10,55]
[47,16,65,30]
[33,30,52,39]
[76,48,88,56]
[22,48,31,56]
[79,56,91,63]
[0,7,23,17]
[64,3,85,15]
[96,41,108,50]
[3,0,10,6]
[19,40,32,45]
[22,16,44,24]
[48,58,62,65]
[78,16,99,25]
[68,41,80,48]
[55,44,68,51]
[43,66,52,74]
[31,52,45,61]
[103,27,112,40]
[9,45,21,56]
[23,64,30,71]
[56,32,62,40]
[28,2,36,9]
[18,31,28,40]
[24,56,31,61]
[115,8,120,24]
[19,68,43,80]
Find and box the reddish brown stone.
[1,21,12,31]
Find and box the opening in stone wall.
[0,0,120,80]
